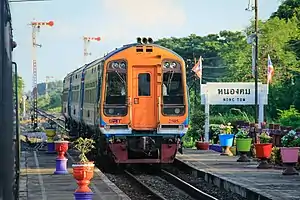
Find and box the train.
[62,37,189,164]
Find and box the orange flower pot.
[255,143,272,159]
[72,162,95,193]
[54,141,69,159]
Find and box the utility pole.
[30,20,54,129]
[45,76,54,97]
[254,0,259,131]
[83,36,101,63]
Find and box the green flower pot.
[236,138,252,152]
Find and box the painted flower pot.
[54,141,69,174]
[55,141,69,159]
[219,134,235,156]
[281,147,299,163]
[280,147,299,175]
[236,138,252,152]
[255,143,272,169]
[195,141,209,150]
[236,138,252,162]
[45,128,56,153]
[73,162,95,200]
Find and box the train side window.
[138,73,150,96]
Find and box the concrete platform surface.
[19,150,131,200]
[176,149,300,200]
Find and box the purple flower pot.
[46,142,56,153]
[74,192,94,200]
[54,158,68,174]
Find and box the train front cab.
[100,43,188,164]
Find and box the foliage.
[235,128,250,139]
[277,105,300,128]
[37,80,63,96]
[73,137,95,163]
[271,0,300,21]
[230,108,251,123]
[219,123,233,134]
[209,124,222,142]
[259,131,272,143]
[210,113,254,124]
[12,73,25,115]
[270,147,282,165]
[281,130,300,147]
[182,135,195,148]
[37,80,63,112]
[186,105,205,141]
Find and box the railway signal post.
[30,20,54,129]
[83,36,101,63]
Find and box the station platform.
[19,149,131,200]
[176,149,300,200]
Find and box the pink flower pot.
[280,147,299,163]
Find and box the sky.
[10,0,282,91]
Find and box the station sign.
[201,82,268,105]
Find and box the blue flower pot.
[219,134,235,147]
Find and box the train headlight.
[120,62,126,69]
[108,108,114,114]
[174,108,181,114]
[170,62,177,68]
[163,62,170,68]
[112,62,119,68]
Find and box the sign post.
[201,82,268,142]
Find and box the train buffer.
[19,150,131,200]
[176,148,300,200]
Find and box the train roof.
[63,43,184,80]
[103,43,184,61]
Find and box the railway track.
[36,109,68,131]
[124,166,218,200]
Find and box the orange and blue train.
[62,37,189,164]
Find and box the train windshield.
[162,72,184,104]
[105,72,127,104]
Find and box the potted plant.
[255,131,272,169]
[195,129,209,150]
[235,128,252,162]
[45,126,56,153]
[280,130,300,175]
[53,130,69,175]
[219,123,235,156]
[72,137,95,200]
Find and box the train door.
[132,66,157,129]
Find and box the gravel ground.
[135,173,196,200]
[165,166,247,200]
[104,172,158,200]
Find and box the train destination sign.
[201,82,268,105]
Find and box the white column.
[204,93,210,142]
[258,84,264,129]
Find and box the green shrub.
[182,135,195,148]
[277,105,300,129]
[186,106,205,141]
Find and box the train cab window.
[162,73,183,104]
[162,72,185,116]
[138,73,150,96]
[104,71,128,116]
[105,72,127,104]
